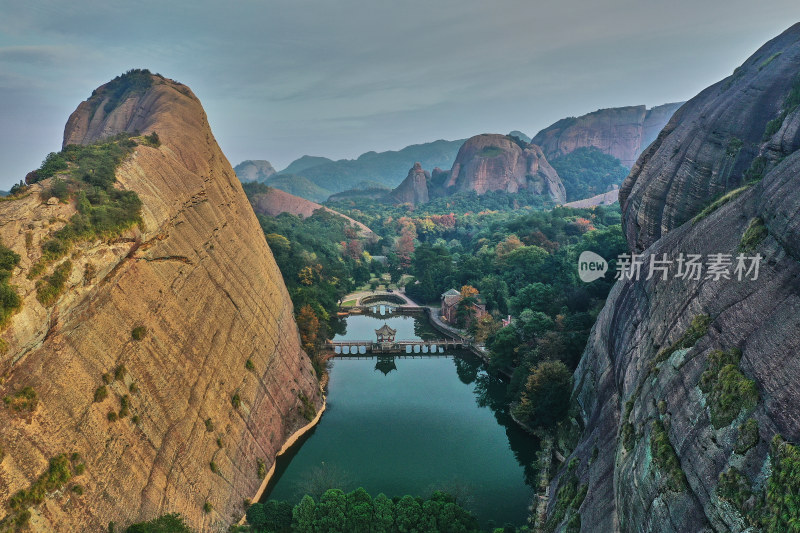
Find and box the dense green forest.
[250,489,484,533]
[400,206,625,429]
[242,183,378,376]
[317,197,625,430]
[327,189,552,219]
[125,489,499,532]
[548,147,629,202]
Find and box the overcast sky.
[1,1,799,189]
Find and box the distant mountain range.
[235,103,683,202]
[234,140,465,201]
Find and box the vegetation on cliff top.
[26,133,146,287]
[90,68,154,117]
[548,147,629,202]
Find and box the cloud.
[2,0,800,183]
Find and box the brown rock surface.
[248,186,375,237]
[389,162,430,205]
[532,103,683,167]
[0,73,321,531]
[445,134,566,203]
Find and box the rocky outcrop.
[234,160,277,182]
[445,134,566,203]
[620,27,800,253]
[0,73,321,531]
[389,162,430,205]
[249,186,375,237]
[545,23,800,533]
[532,103,683,167]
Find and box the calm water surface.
[263,311,538,526]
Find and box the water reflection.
[264,313,539,526]
[374,355,397,375]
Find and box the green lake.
[262,310,538,527]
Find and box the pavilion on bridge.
[375,324,397,343]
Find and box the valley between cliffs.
[0,72,322,531]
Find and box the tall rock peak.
[0,70,321,530]
[390,162,431,205]
[446,134,566,203]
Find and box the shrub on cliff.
[125,513,193,533]
[0,240,21,326]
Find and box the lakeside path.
[341,289,419,307]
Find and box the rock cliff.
[248,186,374,237]
[445,134,566,203]
[545,23,800,532]
[389,163,430,205]
[234,160,277,183]
[532,103,683,167]
[0,72,321,531]
[620,27,800,253]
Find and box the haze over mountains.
[236,102,681,205]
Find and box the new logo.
[578,251,608,282]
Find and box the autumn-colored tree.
[415,217,435,237]
[494,235,524,258]
[296,304,320,356]
[572,217,596,233]
[396,223,416,269]
[298,266,315,286]
[430,213,456,228]
[472,314,500,344]
[345,239,363,261]
[521,230,558,253]
[460,285,479,299]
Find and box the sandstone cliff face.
[234,160,277,183]
[621,27,800,253]
[0,74,321,531]
[445,134,566,203]
[546,23,800,532]
[532,103,683,167]
[249,186,375,237]
[389,162,430,205]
